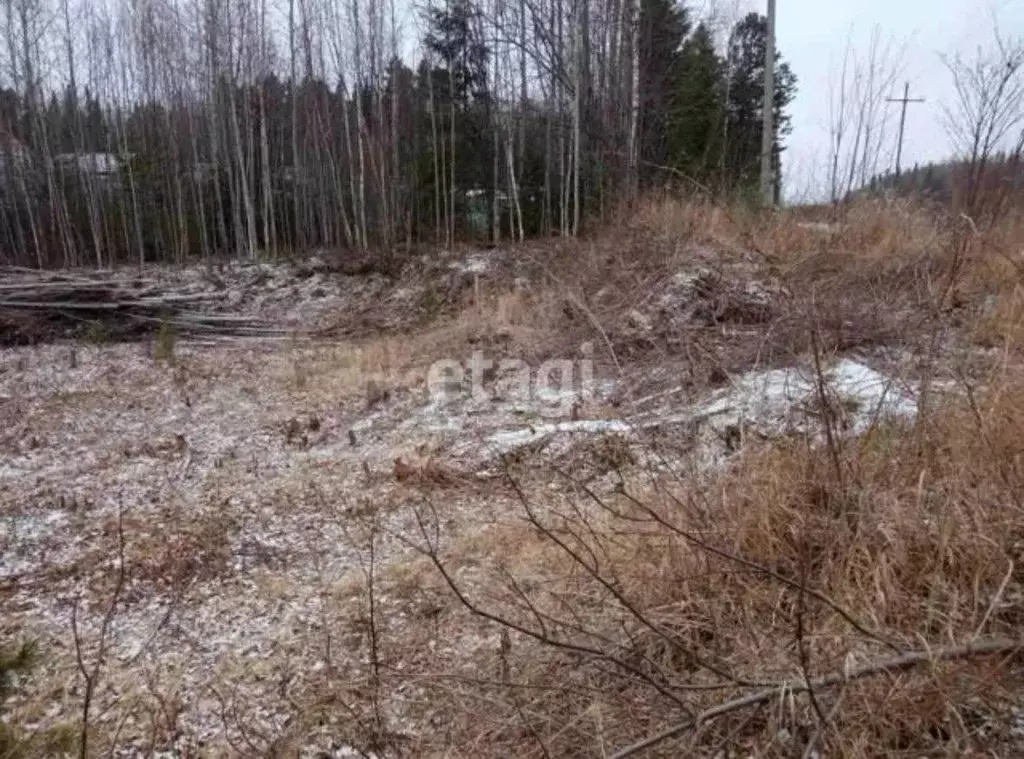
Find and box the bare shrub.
[403,366,1024,756]
[941,24,1024,222]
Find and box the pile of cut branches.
[0,267,275,344]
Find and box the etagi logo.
[425,342,596,418]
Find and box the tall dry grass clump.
[629,193,951,263]
[414,383,1024,758]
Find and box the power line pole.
[886,81,925,179]
[760,0,777,206]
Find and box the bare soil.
[2,218,1022,758]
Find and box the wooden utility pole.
[759,0,776,206]
[886,81,925,178]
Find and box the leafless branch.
[609,638,1022,759]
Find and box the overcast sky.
[769,0,1024,200]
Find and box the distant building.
[53,152,127,186]
[190,162,219,184]
[0,130,30,195]
[281,165,311,186]
[54,152,121,175]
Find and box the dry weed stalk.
[70,505,127,759]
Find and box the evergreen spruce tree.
[423,0,492,202]
[638,0,690,180]
[668,22,723,184]
[722,12,796,200]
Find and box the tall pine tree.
[422,0,492,193]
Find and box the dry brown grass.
[349,196,1024,758]
[398,382,1024,757]
[425,196,1024,381]
[9,196,1024,758]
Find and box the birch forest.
[0,0,795,268]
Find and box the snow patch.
[487,419,633,450]
[0,510,70,579]
[449,255,490,275]
[693,358,917,436]
[484,359,918,456]
[797,221,842,235]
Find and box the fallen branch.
[609,638,1021,759]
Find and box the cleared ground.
[2,200,1024,757]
